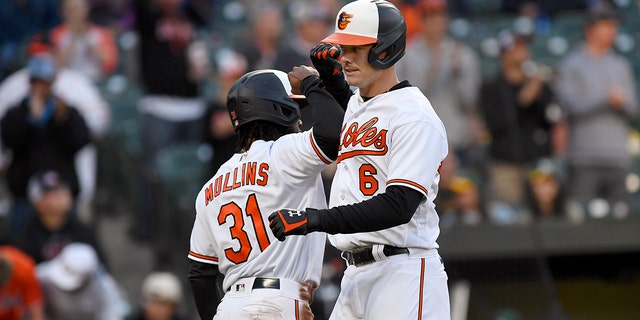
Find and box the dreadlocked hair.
[235,120,297,152]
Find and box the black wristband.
[305,208,322,233]
[300,75,323,95]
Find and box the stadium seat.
[155,143,211,212]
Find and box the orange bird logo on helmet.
[338,12,354,30]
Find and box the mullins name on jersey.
[204,162,270,205]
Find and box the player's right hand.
[288,66,319,95]
[310,44,342,80]
[268,208,309,241]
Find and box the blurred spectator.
[0,54,91,236]
[518,1,552,36]
[316,0,341,16]
[388,0,424,43]
[0,32,112,224]
[434,153,487,229]
[436,153,486,227]
[235,2,285,70]
[89,0,135,29]
[555,7,638,219]
[133,0,208,240]
[274,1,332,72]
[202,48,245,174]
[0,245,45,320]
[51,0,119,82]
[11,170,108,266]
[525,159,565,219]
[435,152,461,211]
[443,176,485,226]
[36,242,127,320]
[274,1,333,134]
[396,0,483,171]
[0,0,60,79]
[127,272,186,320]
[479,29,557,219]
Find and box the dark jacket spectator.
[479,29,557,212]
[1,55,90,200]
[1,54,90,235]
[11,170,107,266]
[481,72,555,163]
[135,0,200,98]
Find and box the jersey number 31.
[217,193,271,264]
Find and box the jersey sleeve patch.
[309,133,333,164]
[188,251,219,264]
[387,179,428,197]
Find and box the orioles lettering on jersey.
[204,162,269,205]
[338,117,388,162]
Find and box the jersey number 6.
[359,164,379,196]
[217,193,271,264]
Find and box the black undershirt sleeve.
[320,73,353,110]
[307,185,425,234]
[188,260,224,320]
[301,76,345,160]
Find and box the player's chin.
[344,72,361,86]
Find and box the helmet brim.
[322,32,377,46]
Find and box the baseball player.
[269,1,451,319]
[187,68,344,320]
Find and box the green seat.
[156,143,211,211]
[154,143,212,239]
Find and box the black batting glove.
[310,44,342,80]
[269,208,320,241]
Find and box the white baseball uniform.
[189,130,331,319]
[328,86,451,320]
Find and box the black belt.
[229,278,280,292]
[341,245,409,267]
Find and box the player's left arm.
[188,195,224,318]
[269,185,423,240]
[271,69,344,179]
[299,72,345,160]
[269,121,447,238]
[189,259,224,320]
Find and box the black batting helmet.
[322,0,406,70]
[226,69,304,130]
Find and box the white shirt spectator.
[36,243,127,320]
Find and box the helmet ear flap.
[368,37,405,69]
[366,1,407,69]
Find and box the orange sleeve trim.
[189,251,219,262]
[309,134,332,164]
[418,258,425,320]
[387,179,428,196]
